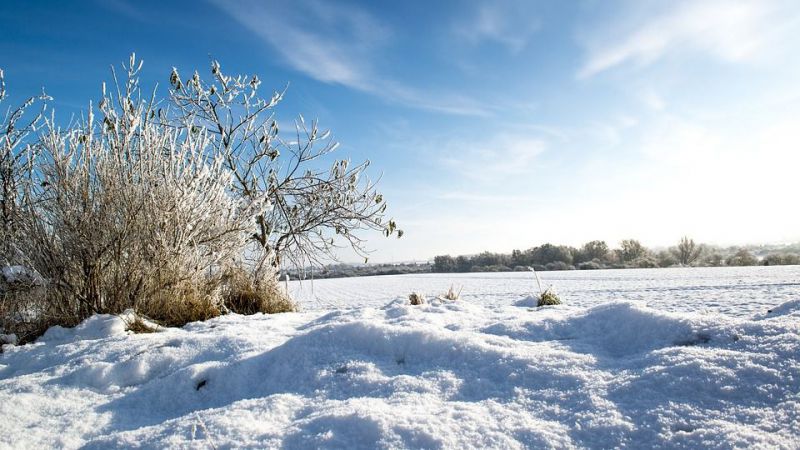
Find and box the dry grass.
[537,288,562,306]
[439,285,461,301]
[528,266,562,307]
[221,268,296,315]
[1,266,299,343]
[409,292,426,305]
[124,315,160,334]
[138,282,222,328]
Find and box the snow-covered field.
[292,265,800,316]
[1,267,799,448]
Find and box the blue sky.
[2,0,799,262]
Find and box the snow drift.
[1,298,799,448]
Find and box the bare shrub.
[672,236,704,266]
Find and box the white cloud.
[578,0,795,78]
[216,0,384,90]
[454,3,542,53]
[211,0,487,116]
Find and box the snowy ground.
[291,266,800,316]
[1,267,799,449]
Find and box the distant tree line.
[285,262,431,280]
[432,237,800,273]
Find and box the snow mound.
[39,314,128,343]
[486,301,731,357]
[1,298,799,448]
[764,299,800,317]
[512,295,538,307]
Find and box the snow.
[1,265,28,284]
[38,314,129,344]
[0,265,42,288]
[290,265,800,316]
[0,333,16,346]
[1,267,799,448]
[512,295,539,307]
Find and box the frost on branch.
[0,67,51,266]
[165,59,401,269]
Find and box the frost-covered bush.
[762,253,800,266]
[727,249,758,266]
[656,250,679,268]
[577,260,602,270]
[579,240,610,263]
[15,56,263,330]
[631,256,659,268]
[701,252,725,267]
[166,61,401,267]
[1,55,395,341]
[0,68,49,265]
[616,239,648,263]
[545,261,574,271]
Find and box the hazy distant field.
[291,265,800,316]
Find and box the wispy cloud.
[577,0,795,78]
[96,0,153,23]
[210,0,487,116]
[453,2,542,53]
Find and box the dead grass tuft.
[125,315,160,334]
[537,288,562,306]
[409,292,426,305]
[138,282,222,327]
[221,268,296,315]
[439,285,461,301]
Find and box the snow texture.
[1,267,799,449]
[0,265,42,289]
